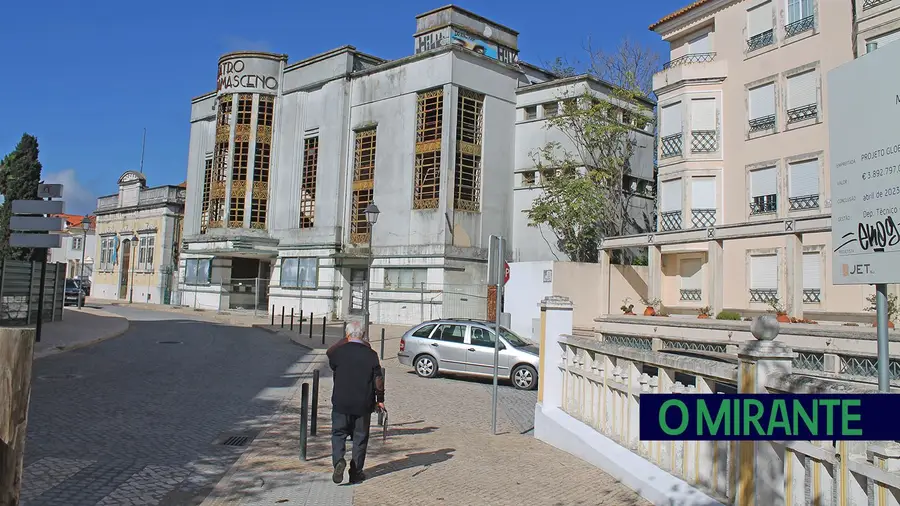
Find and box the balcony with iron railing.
[748,114,776,133]
[750,194,777,215]
[661,52,716,70]
[653,53,727,92]
[863,0,891,10]
[749,288,778,303]
[747,29,775,52]
[784,15,815,38]
[659,133,683,158]
[659,211,682,231]
[690,130,717,153]
[787,103,817,123]
[803,288,821,303]
[788,193,819,210]
[679,288,702,301]
[690,208,716,228]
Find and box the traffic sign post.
[488,235,507,436]
[10,185,65,343]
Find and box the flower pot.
[698,314,709,319]
[776,313,791,323]
[872,321,895,329]
[643,306,656,316]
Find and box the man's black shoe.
[332,459,347,484]
[349,471,366,484]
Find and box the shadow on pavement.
[358,448,456,480]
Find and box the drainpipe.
[851,0,859,59]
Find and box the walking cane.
[381,407,389,443]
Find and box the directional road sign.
[10,216,63,232]
[9,233,61,249]
[11,199,65,215]
[36,183,64,199]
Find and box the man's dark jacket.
[327,339,385,416]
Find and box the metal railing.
[748,114,776,133]
[749,288,778,303]
[0,260,66,325]
[788,194,819,210]
[863,0,891,10]
[787,103,817,123]
[661,52,716,70]
[691,208,716,228]
[659,211,683,231]
[660,133,683,158]
[802,288,821,303]
[747,29,775,51]
[690,130,717,153]
[750,194,777,215]
[784,15,815,37]
[679,288,702,301]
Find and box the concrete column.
[536,295,574,411]
[736,316,794,506]
[598,248,611,315]
[707,239,724,316]
[784,233,803,319]
[648,245,662,303]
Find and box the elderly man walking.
[326,320,385,484]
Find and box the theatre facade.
[180,5,656,323]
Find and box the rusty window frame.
[257,95,274,127]
[351,129,377,243]
[414,89,444,210]
[236,94,253,125]
[454,89,484,212]
[201,156,212,234]
[300,136,319,228]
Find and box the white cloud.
[43,169,98,216]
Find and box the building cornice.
[651,0,737,36]
[517,74,657,107]
[414,4,520,36]
[218,51,288,63]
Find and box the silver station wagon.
[397,319,540,390]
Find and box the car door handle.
[431,343,439,347]
[467,348,475,352]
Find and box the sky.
[0,0,678,216]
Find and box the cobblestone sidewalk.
[203,352,648,506]
[34,307,129,359]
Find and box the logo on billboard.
[217,59,279,93]
[843,263,874,276]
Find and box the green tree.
[526,39,659,263]
[0,134,44,261]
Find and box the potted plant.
[697,306,711,319]
[620,297,636,316]
[640,296,661,316]
[865,293,898,329]
[767,298,791,323]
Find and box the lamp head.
[365,203,380,225]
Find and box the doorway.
[118,239,132,299]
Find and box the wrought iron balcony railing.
[787,104,817,123]
[680,289,703,301]
[660,211,683,231]
[749,288,778,303]
[691,208,716,228]
[749,114,777,133]
[750,194,777,215]
[784,15,815,37]
[662,52,717,70]
[747,29,775,52]
[660,133,683,158]
[863,0,891,10]
[789,194,819,210]
[691,130,718,152]
[803,288,822,303]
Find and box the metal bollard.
[271,305,275,326]
[311,369,320,436]
[380,327,385,360]
[299,310,303,334]
[290,308,294,331]
[281,307,285,328]
[377,367,386,426]
[322,316,327,345]
[308,314,313,339]
[300,382,309,461]
[342,321,347,340]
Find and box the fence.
[540,296,900,506]
[0,260,65,325]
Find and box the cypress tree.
[0,134,44,261]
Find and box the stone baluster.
[649,375,661,466]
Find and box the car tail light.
[399,337,405,352]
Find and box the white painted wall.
[505,261,554,340]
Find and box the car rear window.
[412,324,437,339]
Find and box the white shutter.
[869,29,900,51]
[691,177,716,209]
[691,99,717,131]
[688,32,711,54]
[661,179,682,212]
[751,167,776,197]
[750,254,778,289]
[789,159,819,198]
[661,102,682,136]
[803,252,821,289]
[680,258,703,290]
[749,83,775,119]
[748,2,773,36]
[787,71,816,109]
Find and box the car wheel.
[512,364,538,390]
[414,355,438,378]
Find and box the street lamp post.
[363,203,380,340]
[129,233,138,303]
[77,215,91,309]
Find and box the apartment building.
[181,5,656,323]
[601,0,900,322]
[48,214,96,281]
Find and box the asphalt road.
[21,305,309,506]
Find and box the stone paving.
[20,306,310,506]
[34,307,130,359]
[202,348,648,506]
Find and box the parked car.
[397,318,540,390]
[64,279,85,306]
[76,277,91,296]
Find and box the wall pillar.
[785,233,803,319]
[648,244,662,303]
[537,295,574,410]
[598,248,611,315]
[736,316,794,506]
[707,239,724,316]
